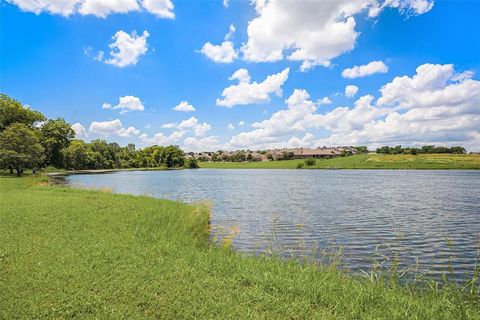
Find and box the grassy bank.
[1,176,479,318]
[200,153,480,170]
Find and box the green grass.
[200,153,480,170]
[1,176,479,319]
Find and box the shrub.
[296,162,304,169]
[304,158,316,166]
[187,158,199,169]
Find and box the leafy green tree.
[187,157,199,168]
[40,118,75,168]
[163,145,185,168]
[354,146,368,154]
[0,123,45,176]
[0,94,45,131]
[64,140,91,170]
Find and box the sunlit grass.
[200,153,480,169]
[1,176,479,318]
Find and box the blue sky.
[1,0,479,151]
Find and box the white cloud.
[140,130,185,146]
[97,30,149,67]
[6,0,176,17]
[286,133,315,148]
[173,101,196,112]
[238,121,245,126]
[89,119,124,135]
[241,0,433,70]
[89,119,140,137]
[227,123,235,130]
[194,122,212,136]
[117,126,141,137]
[141,0,174,19]
[6,0,80,16]
[200,24,238,63]
[162,116,212,137]
[72,122,88,137]
[226,63,480,151]
[183,136,220,152]
[342,60,389,79]
[318,97,332,105]
[161,122,177,129]
[103,95,145,114]
[216,68,290,107]
[177,116,198,129]
[78,0,139,17]
[223,0,229,8]
[345,85,359,98]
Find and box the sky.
[1,0,479,151]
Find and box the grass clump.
[1,176,479,319]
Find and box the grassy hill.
[200,153,480,170]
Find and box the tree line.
[0,94,194,176]
[375,145,466,155]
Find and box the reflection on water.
[59,169,480,281]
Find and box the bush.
[187,158,199,169]
[304,158,316,166]
[296,162,304,169]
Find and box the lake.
[59,169,480,281]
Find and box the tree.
[0,123,45,176]
[163,145,185,168]
[64,140,91,170]
[0,94,45,132]
[187,158,199,168]
[40,118,75,168]
[354,146,369,154]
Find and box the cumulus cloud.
[200,24,238,63]
[140,130,185,146]
[6,0,175,18]
[161,116,211,137]
[345,85,359,98]
[95,30,150,67]
[342,60,389,78]
[318,97,332,105]
[78,0,139,17]
[194,122,212,136]
[240,0,434,70]
[183,136,220,152]
[225,63,479,151]
[227,123,235,130]
[72,122,88,138]
[173,101,196,112]
[141,0,174,19]
[161,122,177,129]
[216,68,290,107]
[89,119,140,137]
[102,95,145,114]
[238,121,245,126]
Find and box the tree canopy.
[0,94,45,131]
[0,123,45,176]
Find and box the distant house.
[291,147,344,159]
[250,152,264,161]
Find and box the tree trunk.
[8,164,14,174]
[16,166,21,177]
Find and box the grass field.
[200,153,480,170]
[1,176,479,318]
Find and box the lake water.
[60,169,480,281]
